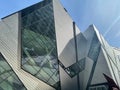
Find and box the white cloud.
[103,15,120,37]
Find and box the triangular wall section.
[90,49,111,85]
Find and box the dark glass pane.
[88,33,101,61]
[21,0,52,17]
[21,1,60,89]
[65,58,86,77]
[0,53,26,90]
[89,85,108,90]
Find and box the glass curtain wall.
[0,53,26,90]
[89,85,108,90]
[21,0,60,89]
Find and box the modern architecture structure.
[0,0,120,90]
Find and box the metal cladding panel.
[110,59,120,86]
[53,0,81,90]
[91,49,111,85]
[79,57,93,90]
[113,49,120,72]
[0,13,55,90]
[53,0,80,67]
[100,33,120,87]
[76,33,88,60]
[83,25,96,56]
[83,25,95,43]
[59,67,78,90]
[101,47,117,84]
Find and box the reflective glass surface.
[0,53,26,90]
[21,0,60,89]
[65,58,86,77]
[89,85,108,90]
[88,33,101,61]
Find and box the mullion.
[24,30,57,76]
[45,47,58,69]
[47,70,58,83]
[28,29,49,50]
[35,59,53,76]
[22,6,52,29]
[26,30,47,51]
[0,69,12,77]
[23,21,57,63]
[25,39,41,57]
[1,76,15,89]
[0,72,13,84]
[11,73,25,85]
[43,18,56,40]
[22,30,38,45]
[42,33,55,48]
[33,14,56,42]
[22,47,42,73]
[42,62,56,76]
[36,68,50,81]
[0,64,12,75]
[22,14,47,29]
[40,68,54,80]
[21,55,30,65]
[36,71,49,83]
[22,3,52,27]
[22,58,41,75]
[23,15,56,47]
[42,68,56,77]
[33,20,56,51]
[23,38,45,62]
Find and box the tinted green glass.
[0,53,26,90]
[89,85,108,90]
[21,0,60,89]
[65,58,86,77]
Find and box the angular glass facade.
[58,57,86,78]
[65,58,86,77]
[0,53,26,90]
[88,33,101,61]
[21,0,60,89]
[89,85,108,90]
[0,0,120,89]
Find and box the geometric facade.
[0,53,26,90]
[0,0,120,90]
[21,0,60,89]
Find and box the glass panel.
[89,85,108,90]
[65,58,86,77]
[21,1,60,89]
[21,0,52,17]
[0,53,26,90]
[88,33,101,61]
[89,87,96,90]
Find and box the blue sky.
[0,0,120,48]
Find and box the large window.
[0,53,26,90]
[21,0,60,89]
